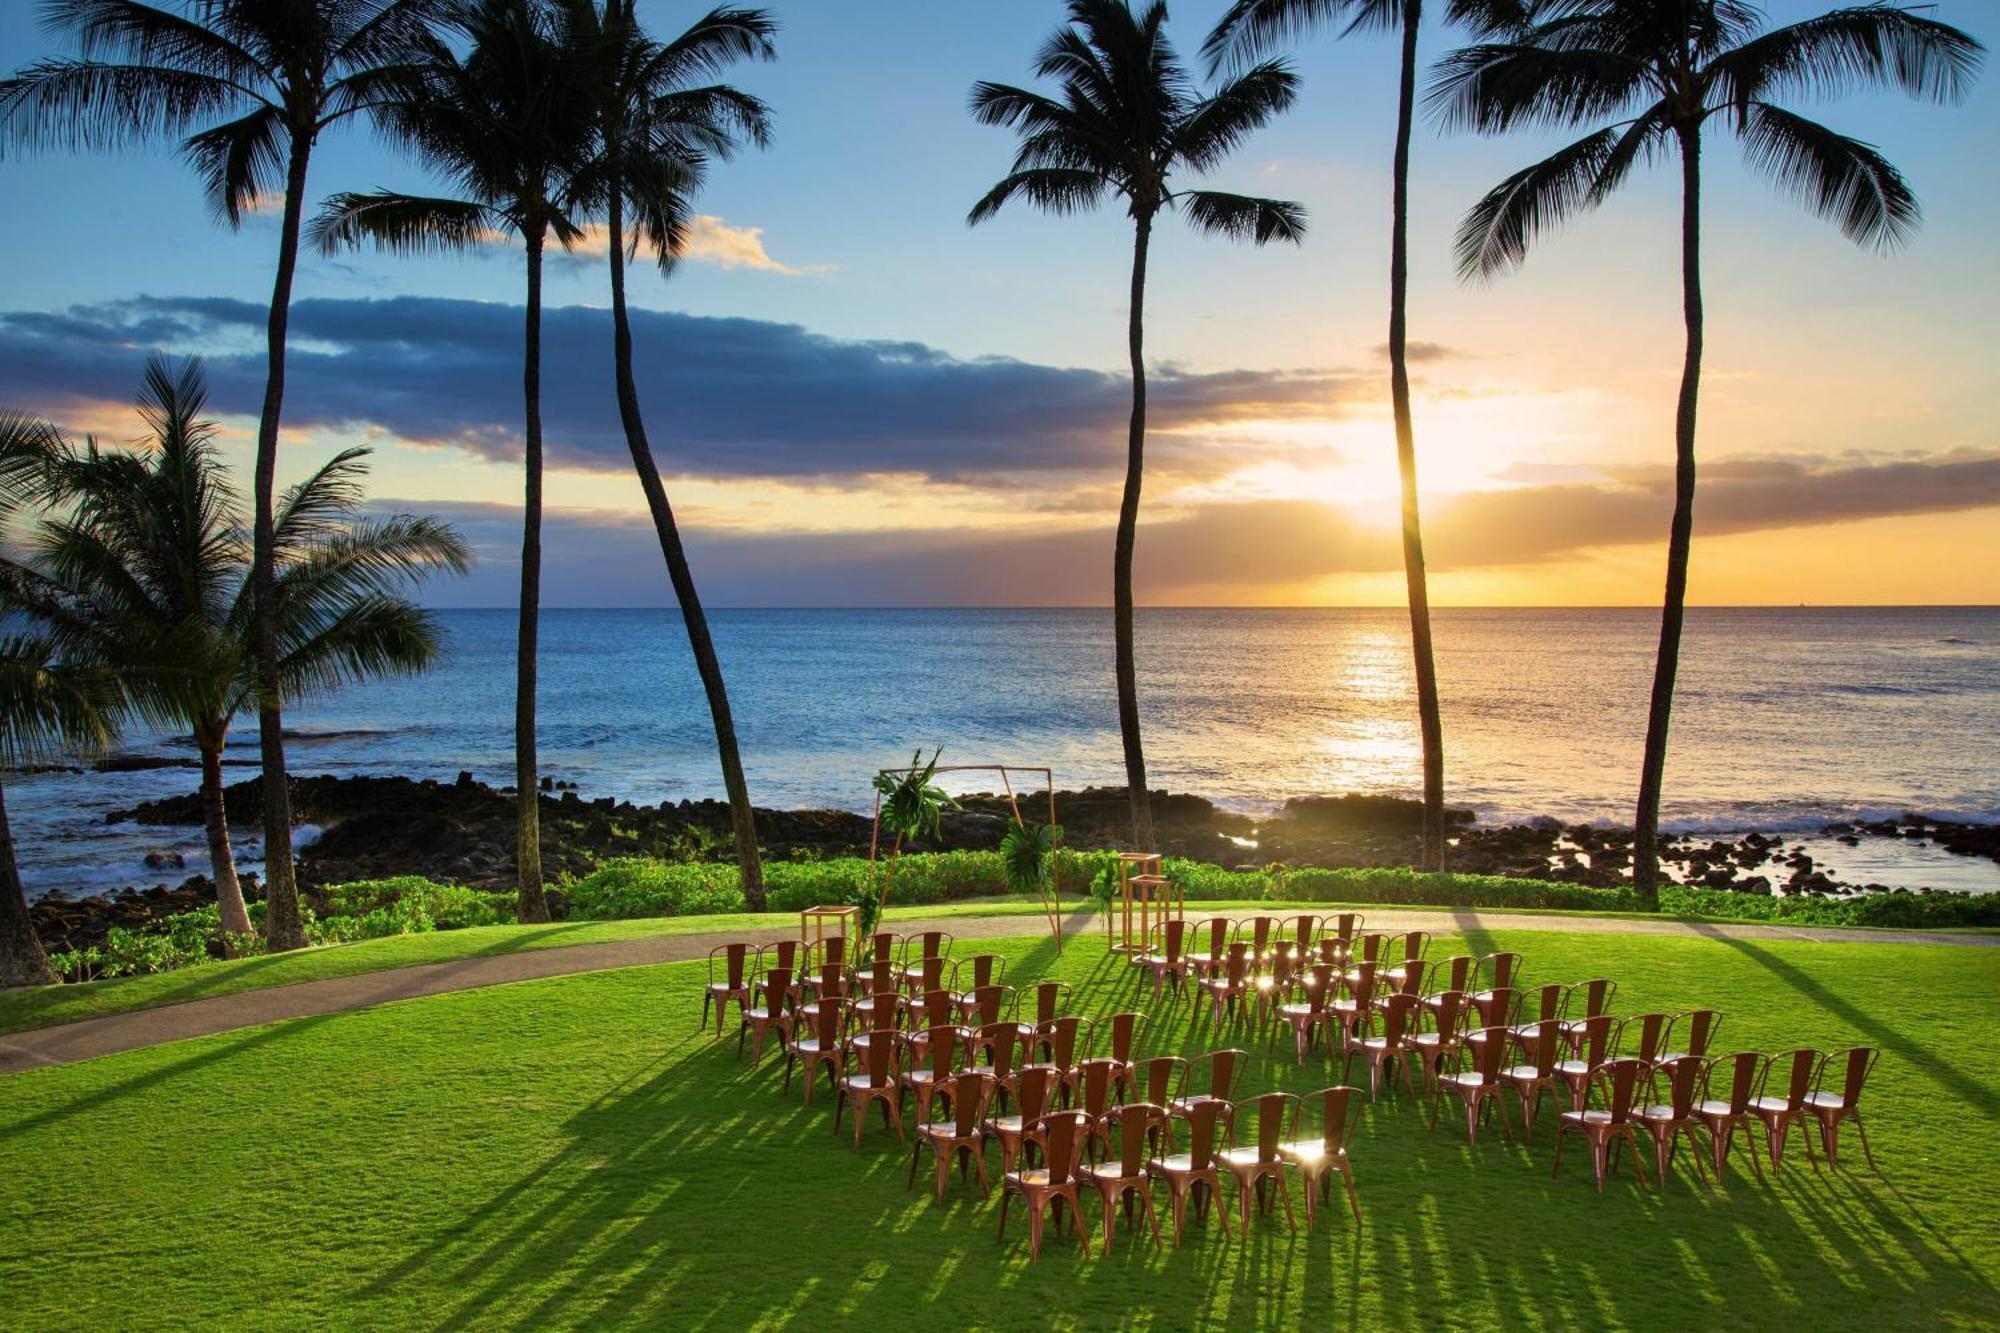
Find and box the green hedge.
[563,850,1019,920]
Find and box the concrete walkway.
[1,907,1990,1077]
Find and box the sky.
[0,0,1995,608]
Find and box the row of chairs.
[700,932,966,1034]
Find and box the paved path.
[1,907,1990,1077]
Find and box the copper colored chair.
[1281,1085,1361,1226]
[908,1069,999,1204]
[1139,918,1191,1001]
[1323,912,1365,965]
[1151,1100,1232,1246]
[957,983,1013,1036]
[1469,985,1518,1034]
[1021,1014,1092,1085]
[1553,1057,1651,1192]
[965,1019,1020,1088]
[755,938,802,977]
[987,1066,1063,1174]
[1235,914,1279,968]
[1009,980,1072,1051]
[1136,1055,1188,1121]
[1277,962,1337,1063]
[1254,949,1299,1031]
[1330,961,1379,1052]
[902,989,959,1067]
[1751,1047,1823,1173]
[1096,1011,1148,1090]
[1806,1046,1880,1170]
[1695,1051,1766,1184]
[1081,1103,1169,1255]
[1409,989,1468,1092]
[700,942,754,1036]
[1618,1012,1670,1067]
[1432,1024,1515,1146]
[1343,932,1385,988]
[1468,951,1521,1009]
[797,962,851,1026]
[1173,1048,1248,1121]
[1423,956,1475,1018]
[1500,1020,1565,1145]
[1661,1008,1723,1065]
[850,958,903,1032]
[834,1027,905,1147]
[1555,1013,1617,1111]
[1070,1057,1122,1136]
[1197,942,1253,1032]
[785,994,848,1107]
[1510,984,1566,1049]
[814,932,849,972]
[1347,991,1421,1102]
[1220,1092,1300,1236]
[1279,913,1321,964]
[857,930,897,972]
[1559,979,1618,1053]
[1186,916,1232,983]
[1635,1054,1709,1187]
[899,929,953,981]
[902,1023,963,1127]
[951,952,1008,1005]
[737,966,794,1064]
[901,953,948,1000]
[1381,930,1431,989]
[1377,956,1428,1011]
[998,1110,1093,1262]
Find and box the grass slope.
[2,927,1996,1330]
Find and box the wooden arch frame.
[868,763,1064,951]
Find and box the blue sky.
[1,1,1995,606]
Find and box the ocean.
[11,605,1998,899]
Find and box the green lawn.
[2,925,1995,1330]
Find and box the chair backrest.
[862,958,898,998]
[902,930,951,964]
[1139,1055,1186,1106]
[1476,951,1521,992]
[1194,917,1230,957]
[860,1028,899,1082]
[812,962,848,1001]
[1022,980,1070,1026]
[1300,963,1337,1014]
[920,1023,960,1078]
[1616,1008,1664,1056]
[819,934,848,970]
[1394,958,1428,998]
[1591,1058,1647,1122]
[861,931,896,968]
[1467,1026,1510,1080]
[1703,1051,1762,1115]
[1355,933,1384,965]
[1473,986,1518,1029]
[912,988,956,1032]
[1433,955,1474,995]
[758,967,794,1013]
[1106,1102,1167,1176]
[1157,917,1187,962]
[1297,1085,1358,1155]
[1759,1048,1821,1109]
[1038,1015,1090,1070]
[909,955,945,994]
[1519,1019,1561,1076]
[1330,912,1363,947]
[1266,951,1297,996]
[1524,984,1565,1028]
[1073,1058,1119,1118]
[810,996,846,1047]
[1011,1067,1060,1123]
[1220,941,1251,986]
[711,942,750,988]
[1287,914,1320,954]
[1427,990,1467,1041]
[1346,961,1378,1010]
[1649,1054,1704,1117]
[953,952,1005,992]
[1232,1091,1297,1164]
[1184,1048,1248,1102]
[964,984,1012,1028]
[1378,992,1419,1044]
[1177,1100,1228,1169]
[972,1021,1019,1080]
[1666,1008,1722,1059]
[762,939,801,974]
[1564,978,1617,1022]
[1395,930,1431,969]
[1571,1013,1616,1069]
[943,1070,997,1135]
[1816,1046,1879,1109]
[1030,1111,1091,1181]
[1237,915,1275,955]
[1101,1011,1147,1065]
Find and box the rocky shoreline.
[23,771,1999,951]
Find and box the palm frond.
[310,190,502,255]
[1176,189,1308,244]
[967,168,1112,226]
[1175,59,1300,173]
[1709,5,1985,111]
[1737,101,1919,248]
[1453,123,1623,280]
[1427,41,1650,133]
[0,59,251,156]
[180,100,288,226]
[1202,0,1347,73]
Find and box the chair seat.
[1512,1022,1553,1041]
[792,1037,834,1056]
[1277,1139,1339,1164]
[1805,1092,1851,1111]
[745,1007,781,1023]
[1696,1100,1740,1117]
[1360,1037,1397,1054]
[1750,1096,1796,1115]
[1636,1105,1685,1123]
[1411,1033,1451,1051]
[1077,1163,1144,1186]
[1501,1064,1551,1081]
[1560,1109,1613,1127]
[1150,1154,1210,1174]
[1217,1146,1273,1168]
[839,1075,893,1092]
[917,1120,976,1139]
[1554,1060,1591,1077]
[1276,1003,1319,1020]
[1006,1169,1061,1188]
[1442,1071,1495,1091]
[1139,953,1176,968]
[988,1115,1024,1134]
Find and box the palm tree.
[32,356,469,939]
[0,0,448,951]
[0,417,121,988]
[1434,0,1983,902]
[313,0,591,925]
[969,0,1307,851]
[1204,0,1527,872]
[564,1,776,910]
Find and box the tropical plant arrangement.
[870,747,959,918]
[999,819,1063,897]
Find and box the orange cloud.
[560,215,825,275]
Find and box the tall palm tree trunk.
[252,133,313,952]
[0,776,56,987]
[1116,213,1157,853]
[196,721,252,938]
[515,223,550,923]
[603,189,766,910]
[1389,0,1446,872]
[1632,126,1704,907]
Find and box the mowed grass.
[0,898,1079,1035]
[2,927,1996,1331]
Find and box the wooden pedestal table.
[800,904,858,956]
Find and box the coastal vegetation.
[3,925,1995,1327]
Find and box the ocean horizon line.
[414,602,2000,613]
